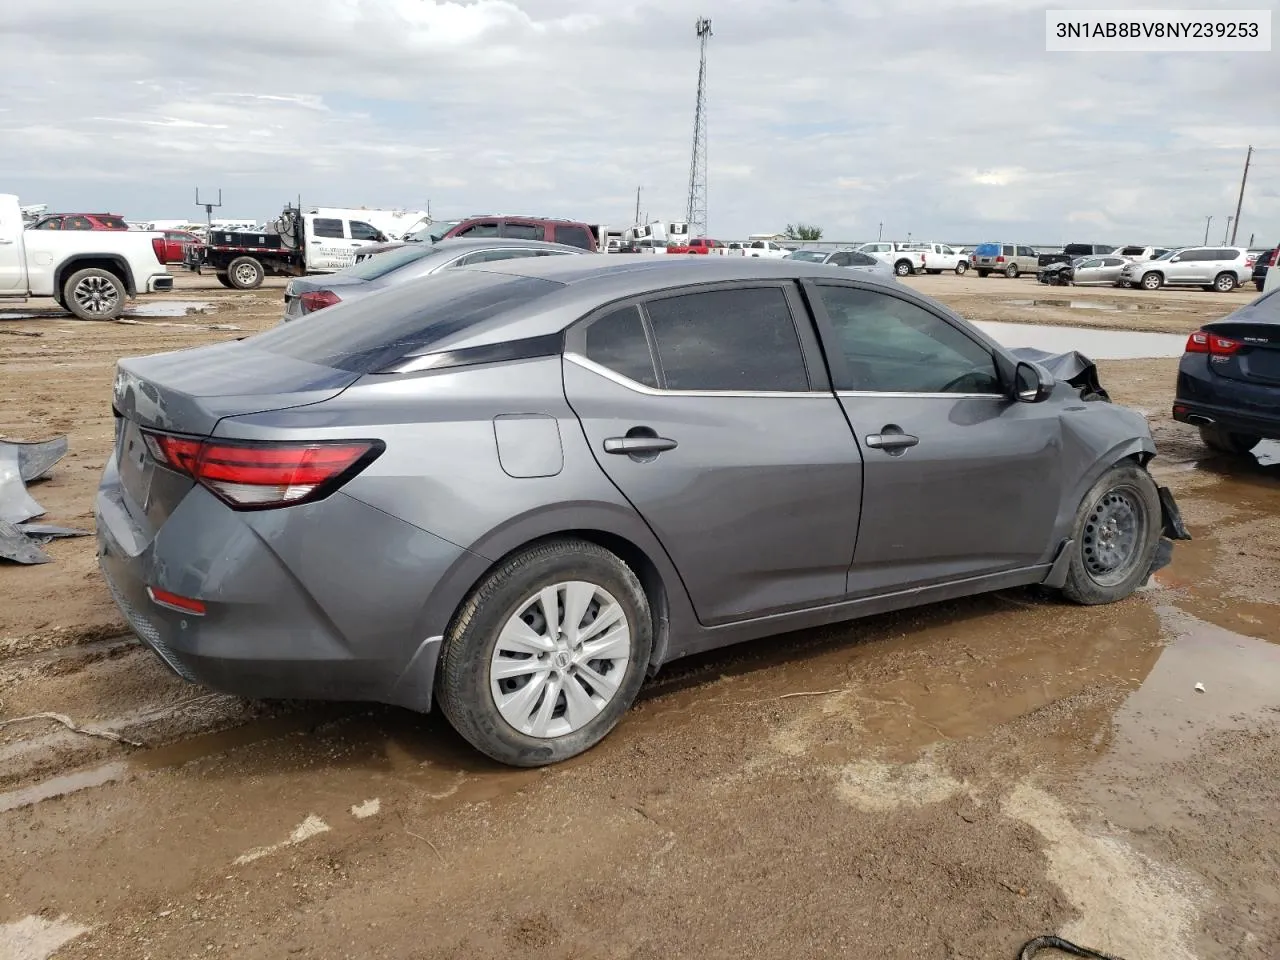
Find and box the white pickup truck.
[905,242,968,275]
[740,239,792,259]
[0,194,172,320]
[856,242,928,277]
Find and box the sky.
[1,0,1277,244]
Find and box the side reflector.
[147,586,206,616]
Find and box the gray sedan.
[786,247,896,278]
[98,257,1189,767]
[282,237,586,319]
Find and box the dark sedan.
[1173,288,1280,454]
[282,237,586,319]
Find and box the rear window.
[974,243,1000,256]
[340,244,433,280]
[97,215,129,230]
[250,271,562,373]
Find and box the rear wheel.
[1199,424,1261,455]
[926,269,942,275]
[438,539,652,767]
[1004,263,1020,278]
[215,271,233,288]
[977,269,990,278]
[1257,281,1266,292]
[63,267,125,321]
[1141,271,1162,291]
[1213,272,1237,293]
[894,259,913,277]
[226,256,265,290]
[1060,463,1161,605]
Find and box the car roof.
[463,253,904,289]
[423,237,587,253]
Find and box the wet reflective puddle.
[1005,299,1160,313]
[975,320,1188,359]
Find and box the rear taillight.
[921,253,927,264]
[300,290,342,313]
[1185,331,1242,355]
[995,255,1005,263]
[143,433,383,509]
[151,237,166,263]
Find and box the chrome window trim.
[565,353,830,399]
[837,390,1007,400]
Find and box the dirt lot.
[1,271,1277,960]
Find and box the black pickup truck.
[1037,243,1117,269]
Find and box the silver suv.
[1120,247,1250,292]
[970,243,1039,278]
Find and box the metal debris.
[0,446,44,524]
[0,436,89,564]
[0,520,52,564]
[2,435,70,482]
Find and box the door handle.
[604,436,677,455]
[865,430,919,451]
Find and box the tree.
[784,222,823,241]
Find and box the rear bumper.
[146,274,174,293]
[93,456,475,712]
[1174,363,1280,440]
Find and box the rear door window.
[1002,245,1015,257]
[312,218,344,239]
[250,271,561,373]
[641,286,809,392]
[454,221,500,238]
[502,222,543,241]
[349,221,381,241]
[554,225,594,250]
[97,215,129,230]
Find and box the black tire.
[1257,281,1266,292]
[926,269,942,275]
[977,269,990,278]
[1140,271,1162,291]
[62,267,125,321]
[1060,463,1162,606]
[1198,424,1261,455]
[1004,263,1020,278]
[438,538,653,767]
[955,262,968,275]
[1213,272,1237,293]
[894,259,913,277]
[226,256,265,290]
[215,271,233,288]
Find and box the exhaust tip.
[1185,414,1215,425]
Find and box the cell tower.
[685,17,712,238]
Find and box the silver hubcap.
[73,275,119,314]
[1082,488,1144,586]
[1217,276,1232,290]
[233,263,258,286]
[490,581,631,739]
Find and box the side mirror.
[1014,361,1055,403]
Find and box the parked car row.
[1033,246,1269,293]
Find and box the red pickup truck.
[669,237,726,255]
[155,230,203,264]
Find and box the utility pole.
[1203,216,1213,245]
[878,222,883,241]
[684,17,712,237]
[1230,145,1252,245]
[1223,216,1233,244]
[634,186,641,226]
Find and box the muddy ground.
[1,271,1277,960]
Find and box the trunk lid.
[1204,295,1280,386]
[111,340,360,527]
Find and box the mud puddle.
[1007,298,1158,312]
[0,300,212,323]
[975,320,1187,359]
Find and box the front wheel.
[1199,424,1261,455]
[63,267,125,321]
[1141,271,1162,291]
[226,256,265,290]
[954,262,968,275]
[1060,464,1161,605]
[438,539,653,767]
[894,260,913,277]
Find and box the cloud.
[0,0,1275,243]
